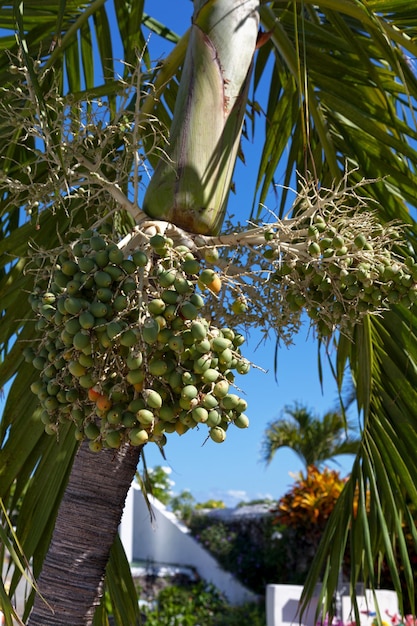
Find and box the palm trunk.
[28,441,142,626]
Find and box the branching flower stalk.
[2,57,416,352]
[114,175,415,342]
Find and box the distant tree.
[262,402,360,468]
[195,499,226,510]
[170,490,196,525]
[140,465,174,507]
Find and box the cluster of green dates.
[26,229,250,452]
[266,213,417,335]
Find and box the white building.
[119,481,259,605]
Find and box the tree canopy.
[1,1,417,623]
[262,402,360,467]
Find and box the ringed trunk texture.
[28,441,142,626]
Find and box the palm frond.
[255,2,417,221]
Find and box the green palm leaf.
[301,303,417,618]
[252,3,417,613]
[255,2,417,220]
[262,402,360,467]
[2,0,417,621]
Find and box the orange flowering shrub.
[271,466,417,605]
[273,465,347,530]
[266,466,348,582]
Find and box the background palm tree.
[0,1,417,624]
[262,402,360,468]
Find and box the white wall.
[266,584,320,626]
[266,584,399,626]
[120,482,258,605]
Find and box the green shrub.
[189,515,288,594]
[216,601,266,626]
[198,523,237,557]
[141,581,265,626]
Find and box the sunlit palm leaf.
[301,303,417,618]
[249,2,417,613]
[255,2,417,221]
[262,402,360,467]
[0,501,27,625]
[103,535,142,626]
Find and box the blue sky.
[137,1,357,506]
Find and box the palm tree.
[0,1,416,624]
[262,402,360,468]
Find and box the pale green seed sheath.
[143,0,260,235]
